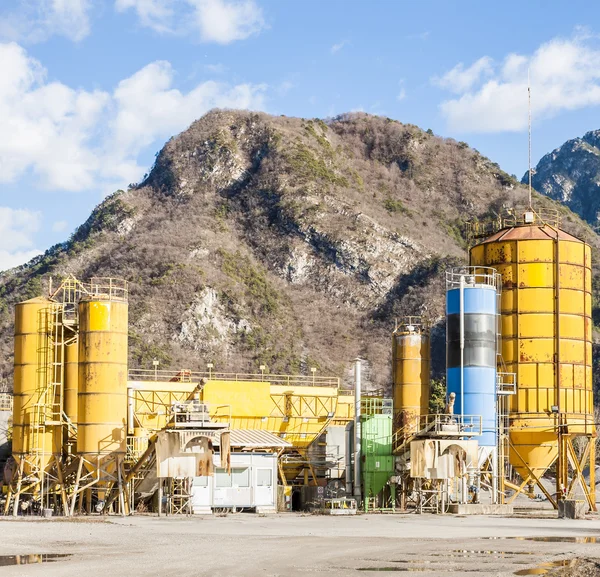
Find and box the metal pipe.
[492,449,498,505]
[459,275,465,423]
[353,358,362,500]
[345,421,354,495]
[127,387,134,436]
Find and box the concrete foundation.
[558,499,587,519]
[447,503,513,515]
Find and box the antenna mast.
[528,69,532,209]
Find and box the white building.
[191,430,290,514]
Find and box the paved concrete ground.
[1,513,600,576]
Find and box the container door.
[191,476,212,513]
[255,468,274,507]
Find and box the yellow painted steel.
[64,337,79,427]
[470,223,594,483]
[77,298,128,461]
[392,321,430,435]
[128,379,355,451]
[12,297,61,472]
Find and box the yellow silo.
[77,283,128,470]
[63,336,79,428]
[470,211,594,496]
[392,318,430,435]
[12,297,61,472]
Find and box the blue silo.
[446,268,499,448]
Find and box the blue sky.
[1,0,600,271]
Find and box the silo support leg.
[12,459,25,517]
[54,456,69,517]
[505,478,530,504]
[308,463,318,486]
[69,457,84,516]
[3,464,17,515]
[590,440,596,511]
[566,438,596,512]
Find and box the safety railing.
[446,266,501,292]
[128,368,339,388]
[466,207,562,240]
[361,397,392,415]
[419,413,482,436]
[393,316,428,335]
[126,436,149,463]
[87,277,128,302]
[497,372,517,395]
[393,414,482,454]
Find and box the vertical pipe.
[554,231,563,499]
[127,387,134,436]
[158,481,163,517]
[353,358,362,500]
[492,450,498,505]
[345,421,353,495]
[459,275,465,423]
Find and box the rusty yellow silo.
[77,280,128,470]
[470,211,594,499]
[392,317,430,435]
[63,336,79,427]
[12,297,60,472]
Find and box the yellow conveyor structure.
[126,375,354,484]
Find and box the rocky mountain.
[1,110,598,393]
[524,130,600,227]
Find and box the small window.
[232,468,250,488]
[193,476,208,487]
[215,469,232,487]
[257,468,272,487]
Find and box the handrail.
[127,368,340,388]
[446,266,501,291]
[466,207,562,241]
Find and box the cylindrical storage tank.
[446,268,499,449]
[392,318,430,435]
[12,297,60,471]
[63,336,79,427]
[77,286,128,468]
[470,214,593,483]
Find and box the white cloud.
[0,207,42,272]
[204,63,228,74]
[0,42,267,193]
[0,0,92,43]
[116,0,266,44]
[189,0,265,44]
[397,79,406,102]
[111,60,267,157]
[276,81,293,96]
[115,0,174,34]
[0,43,109,190]
[331,40,347,54]
[435,34,600,132]
[432,56,493,94]
[52,220,69,232]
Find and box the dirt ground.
[1,513,600,576]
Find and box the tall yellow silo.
[12,297,61,473]
[77,281,128,472]
[470,210,594,504]
[392,317,430,435]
